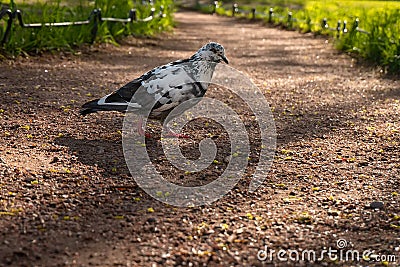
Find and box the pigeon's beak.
[220,55,229,64]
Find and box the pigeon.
[80,42,229,138]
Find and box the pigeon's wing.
[142,63,207,119]
[94,59,195,108]
[97,69,154,106]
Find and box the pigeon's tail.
[80,93,129,116]
[80,99,102,116]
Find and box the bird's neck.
[191,59,217,84]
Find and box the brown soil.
[0,11,399,267]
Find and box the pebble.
[368,201,384,209]
[327,210,340,216]
[147,217,157,223]
[357,161,369,167]
[236,228,244,234]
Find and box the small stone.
[227,234,237,243]
[357,161,368,167]
[236,228,244,234]
[161,253,170,258]
[50,157,59,164]
[369,201,384,209]
[224,155,231,163]
[147,217,156,223]
[327,210,340,216]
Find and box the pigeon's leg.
[163,124,190,139]
[137,117,152,138]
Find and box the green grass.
[0,0,175,56]
[207,0,400,73]
[218,0,305,9]
[301,1,400,73]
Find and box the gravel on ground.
[0,11,399,267]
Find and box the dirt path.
[0,11,399,266]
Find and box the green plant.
[195,0,400,73]
[0,0,175,56]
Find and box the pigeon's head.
[195,42,229,64]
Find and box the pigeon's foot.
[137,127,152,138]
[163,128,190,139]
[137,117,152,138]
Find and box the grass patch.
[201,0,400,74]
[0,0,175,56]
[296,1,400,73]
